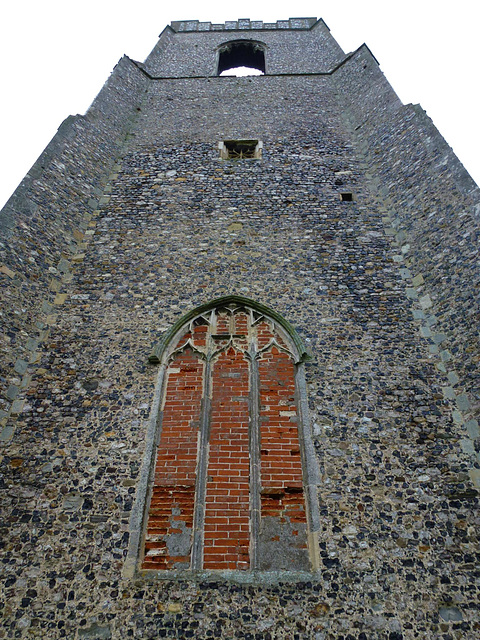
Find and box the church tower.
[1,18,479,639]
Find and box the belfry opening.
[217,40,266,75]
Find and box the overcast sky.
[1,1,479,209]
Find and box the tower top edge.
[168,17,325,33]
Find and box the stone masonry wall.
[0,21,479,640]
[0,56,149,442]
[332,47,480,488]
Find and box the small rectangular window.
[340,192,354,202]
[219,139,263,160]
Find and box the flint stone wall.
[143,19,344,77]
[0,57,148,436]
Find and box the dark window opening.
[340,192,354,202]
[217,41,266,76]
[219,140,263,160]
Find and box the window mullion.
[248,341,261,570]
[191,351,212,570]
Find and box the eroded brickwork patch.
[143,348,203,569]
[258,332,309,570]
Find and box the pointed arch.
[149,295,311,365]
[125,297,320,579]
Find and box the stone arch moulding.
[216,40,267,75]
[124,295,321,580]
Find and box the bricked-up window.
[217,40,266,75]
[219,140,263,160]
[131,297,320,576]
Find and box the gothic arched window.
[125,296,320,577]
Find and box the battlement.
[169,17,321,33]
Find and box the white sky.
[1,1,479,209]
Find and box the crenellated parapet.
[170,17,320,32]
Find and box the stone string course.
[0,17,479,640]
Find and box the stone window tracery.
[128,297,320,576]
